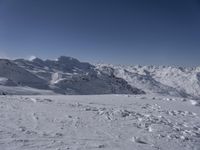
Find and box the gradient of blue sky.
[0,0,200,65]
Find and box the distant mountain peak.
[28,56,37,61]
[57,56,79,63]
[31,57,44,63]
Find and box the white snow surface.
[0,94,200,150]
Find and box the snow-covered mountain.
[1,56,200,99]
[96,64,200,99]
[0,56,143,95]
[0,59,48,89]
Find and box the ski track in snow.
[0,95,200,150]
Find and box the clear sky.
[0,0,200,66]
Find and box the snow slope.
[0,94,199,150]
[0,59,48,89]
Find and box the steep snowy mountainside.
[14,56,93,74]
[152,66,200,98]
[48,56,93,73]
[96,64,200,99]
[54,71,144,95]
[45,57,144,94]
[0,59,48,89]
[0,56,143,95]
[3,56,200,97]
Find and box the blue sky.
[0,0,200,66]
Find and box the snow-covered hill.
[96,64,200,99]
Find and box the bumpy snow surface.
[0,95,200,150]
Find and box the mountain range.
[0,56,143,95]
[0,56,200,99]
